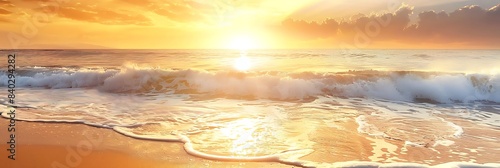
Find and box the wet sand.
[1,112,499,168]
[0,119,290,168]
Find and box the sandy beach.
[1,105,499,168]
[0,119,291,168]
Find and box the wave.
[1,65,500,103]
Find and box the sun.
[229,36,256,50]
[228,35,257,71]
[234,55,252,71]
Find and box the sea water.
[0,49,499,167]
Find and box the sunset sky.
[1,0,499,49]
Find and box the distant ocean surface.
[1,49,499,167]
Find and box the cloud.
[281,18,339,38]
[117,0,269,23]
[32,3,152,25]
[0,0,13,6]
[0,17,9,22]
[0,6,11,22]
[280,4,500,48]
[118,0,223,23]
[0,7,11,14]
[150,1,212,22]
[408,4,500,43]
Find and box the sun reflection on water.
[218,118,265,156]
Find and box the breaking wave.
[1,65,499,103]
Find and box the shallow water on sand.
[1,49,500,167]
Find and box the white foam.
[355,115,385,137]
[432,162,500,168]
[2,66,500,102]
[447,122,464,138]
[339,73,500,103]
[284,160,499,168]
[113,126,313,165]
[438,117,464,138]
[405,141,426,147]
[433,140,455,147]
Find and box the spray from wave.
[1,65,499,103]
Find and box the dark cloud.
[281,18,339,38]
[280,5,415,44]
[407,5,500,43]
[280,4,500,48]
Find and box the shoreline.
[1,113,499,168]
[0,118,291,168]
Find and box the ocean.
[1,49,499,167]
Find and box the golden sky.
[1,0,499,49]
